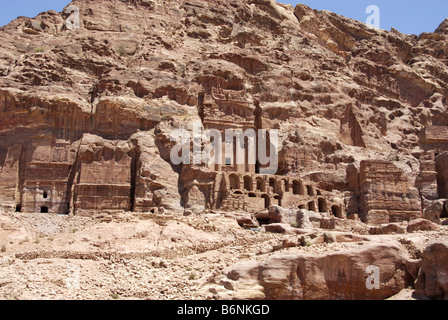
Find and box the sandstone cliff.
[0,0,447,225]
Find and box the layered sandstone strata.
[0,0,447,223]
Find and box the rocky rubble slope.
[0,0,447,300]
[0,209,446,300]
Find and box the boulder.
[305,210,323,228]
[231,213,259,229]
[263,223,311,235]
[212,241,414,300]
[407,219,440,233]
[299,231,369,246]
[255,206,289,225]
[255,206,314,229]
[321,217,370,234]
[415,243,448,299]
[423,199,446,224]
[369,223,407,235]
[296,209,314,229]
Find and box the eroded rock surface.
[415,242,448,299]
[206,241,414,300]
[0,0,447,222]
[0,0,447,301]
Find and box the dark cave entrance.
[441,205,448,218]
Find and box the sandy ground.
[0,210,446,300]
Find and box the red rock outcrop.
[346,160,421,225]
[415,242,448,299]
[436,153,448,199]
[0,0,447,221]
[208,241,414,300]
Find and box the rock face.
[369,223,407,235]
[209,241,414,300]
[415,243,448,299]
[0,0,447,222]
[407,218,440,233]
[254,206,316,229]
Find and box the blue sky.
[0,0,446,35]
[0,0,70,27]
